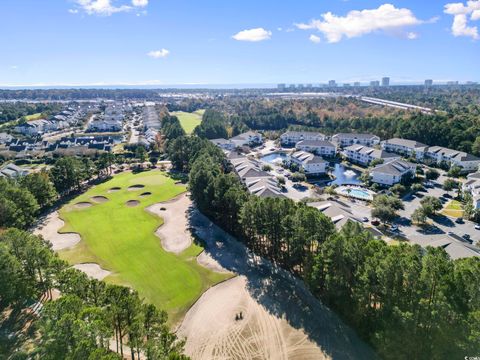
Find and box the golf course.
[172,110,204,134]
[57,170,230,324]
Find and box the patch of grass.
[25,113,43,121]
[171,110,203,134]
[442,200,464,218]
[59,170,230,324]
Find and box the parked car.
[475,224,480,230]
[390,225,399,232]
[455,217,464,224]
[362,217,369,222]
[462,234,471,241]
[371,219,380,226]
[443,193,452,198]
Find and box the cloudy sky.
[0,0,479,87]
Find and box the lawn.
[171,110,204,134]
[58,170,230,324]
[442,200,464,218]
[25,113,43,121]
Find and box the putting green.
[59,170,230,324]
[171,110,203,134]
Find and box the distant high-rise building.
[306,84,313,88]
[288,84,296,89]
[277,83,286,90]
[328,80,337,87]
[424,79,433,87]
[343,83,351,87]
[382,77,390,86]
[370,80,380,87]
[447,81,459,86]
[297,84,304,89]
[354,82,361,87]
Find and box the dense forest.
[166,136,480,359]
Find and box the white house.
[331,133,380,148]
[381,138,428,160]
[230,131,263,148]
[210,138,234,150]
[280,131,326,145]
[370,159,416,186]
[296,140,336,157]
[343,145,400,166]
[424,146,480,172]
[463,172,480,209]
[290,151,327,175]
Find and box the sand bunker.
[74,202,92,209]
[73,263,111,281]
[146,193,192,254]
[91,196,108,203]
[178,276,327,360]
[108,187,121,193]
[139,192,152,197]
[197,251,229,273]
[128,184,145,191]
[33,212,81,251]
[126,200,140,207]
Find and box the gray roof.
[281,131,325,138]
[296,139,335,147]
[333,133,379,140]
[427,239,480,260]
[427,146,480,162]
[344,145,399,160]
[308,201,361,229]
[383,137,427,149]
[291,151,327,165]
[371,159,415,176]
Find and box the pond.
[328,163,362,186]
[260,152,289,164]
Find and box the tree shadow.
[186,206,377,360]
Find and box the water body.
[327,163,362,186]
[260,152,289,164]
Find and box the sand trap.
[126,200,140,207]
[128,184,145,191]
[197,251,229,273]
[108,187,121,193]
[33,212,81,251]
[91,196,108,203]
[146,193,192,254]
[139,192,152,197]
[73,263,111,281]
[178,276,327,360]
[74,202,92,209]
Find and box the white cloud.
[10,65,18,70]
[73,0,148,16]
[309,34,321,43]
[147,49,170,58]
[407,31,418,39]
[232,28,272,42]
[444,1,480,39]
[132,0,148,6]
[295,4,425,43]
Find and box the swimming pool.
[260,152,289,164]
[336,186,375,201]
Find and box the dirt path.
[177,198,376,360]
[34,211,81,251]
[146,193,193,253]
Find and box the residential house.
[463,172,480,209]
[331,133,380,148]
[210,138,234,150]
[290,151,327,175]
[296,140,336,157]
[381,138,428,160]
[0,163,29,178]
[230,131,263,148]
[425,146,480,172]
[308,201,362,229]
[279,131,326,146]
[343,145,400,166]
[370,159,416,186]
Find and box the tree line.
[0,102,62,124]
[0,229,188,359]
[186,146,480,359]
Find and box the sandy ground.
[73,263,111,280]
[34,212,81,251]
[146,193,193,254]
[196,251,229,273]
[175,198,377,360]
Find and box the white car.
[475,224,480,230]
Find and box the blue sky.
[0,0,478,87]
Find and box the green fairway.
[25,113,43,121]
[59,170,229,324]
[171,110,204,134]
